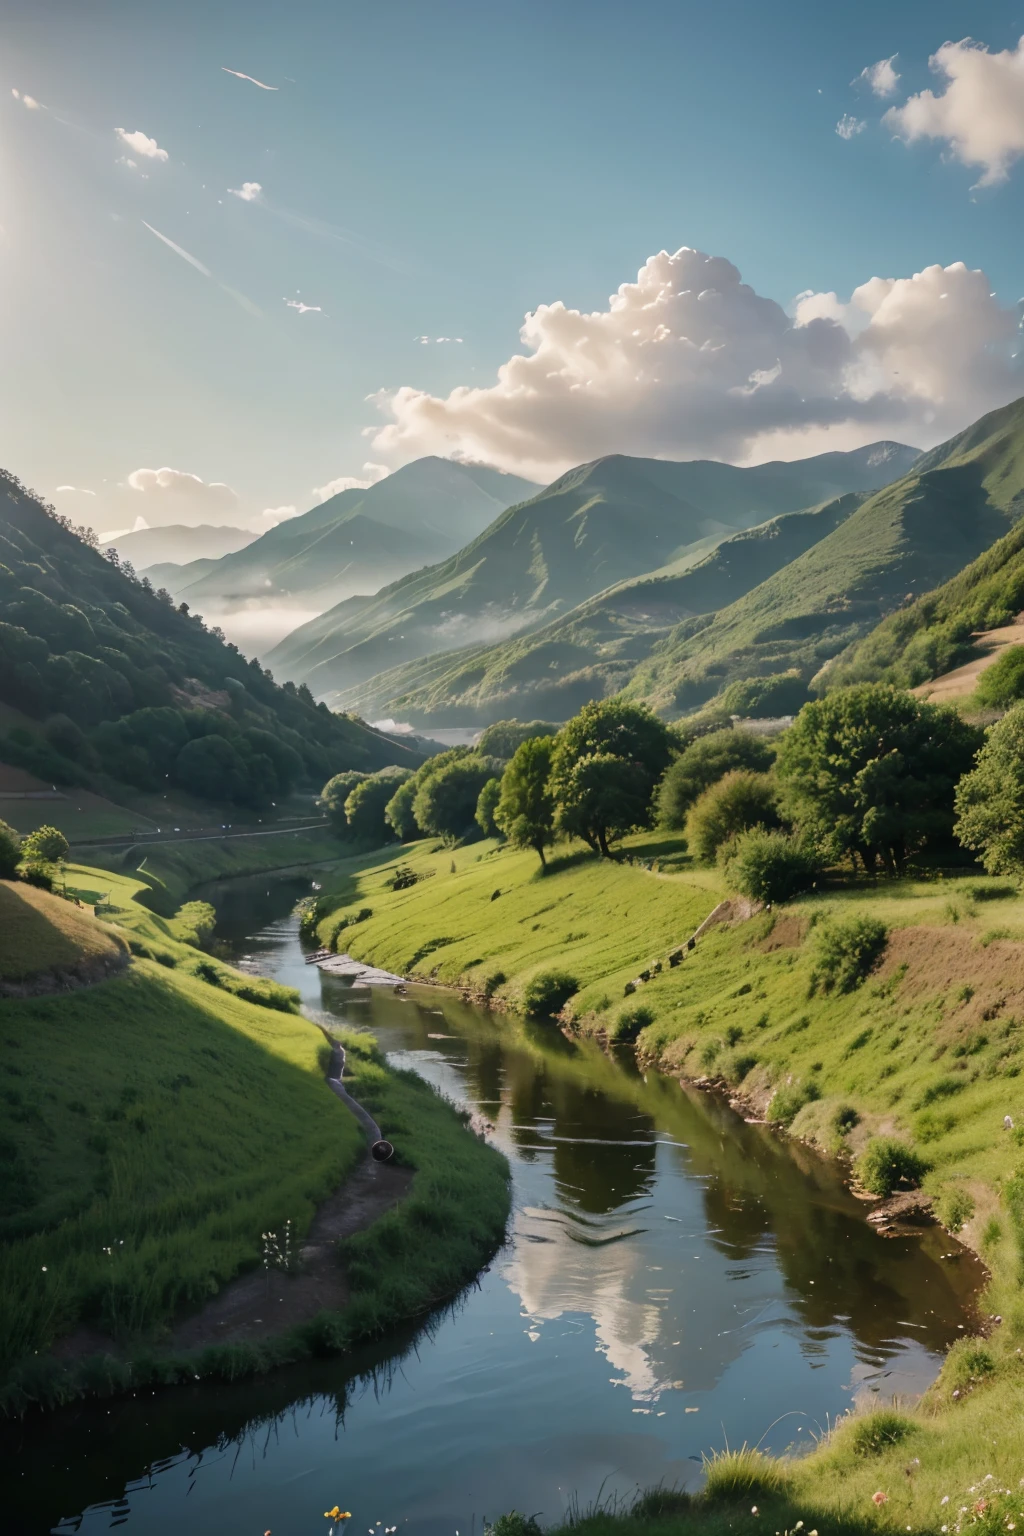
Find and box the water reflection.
[1,877,985,1536]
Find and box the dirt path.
[913,616,1024,703]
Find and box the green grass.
[0,879,127,982]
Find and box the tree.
[243,728,304,796]
[320,771,368,834]
[657,727,775,829]
[0,818,21,879]
[686,770,780,863]
[173,734,249,803]
[719,827,820,905]
[775,684,982,874]
[476,719,559,760]
[975,646,1024,709]
[718,672,811,719]
[385,777,421,841]
[22,824,69,864]
[345,769,413,845]
[550,699,674,855]
[475,777,503,838]
[954,705,1024,876]
[494,736,556,865]
[413,755,503,842]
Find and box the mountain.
[268,441,920,705]
[141,555,225,599]
[109,523,255,568]
[621,396,1024,714]
[0,471,421,811]
[175,458,539,626]
[323,493,865,726]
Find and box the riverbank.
[307,832,1024,1533]
[0,862,510,1415]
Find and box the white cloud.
[142,221,211,276]
[836,114,866,140]
[314,463,390,501]
[127,466,239,512]
[221,67,278,91]
[115,128,168,161]
[261,504,300,524]
[54,485,96,496]
[366,246,1022,478]
[284,298,322,314]
[117,156,139,170]
[857,56,901,98]
[12,88,41,110]
[415,335,464,344]
[884,36,1024,186]
[229,181,263,202]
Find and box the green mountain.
[0,472,421,811]
[177,457,539,620]
[326,492,864,726]
[269,442,919,704]
[623,395,1024,714]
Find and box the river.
[4,873,984,1536]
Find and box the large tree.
[550,699,674,856]
[954,705,1024,876]
[775,683,981,873]
[494,736,556,864]
[413,755,503,842]
[657,726,775,829]
[345,769,413,845]
[320,770,368,834]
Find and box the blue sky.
[3,0,1023,532]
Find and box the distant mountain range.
[158,459,539,652]
[110,523,255,569]
[267,441,920,714]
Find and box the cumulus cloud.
[116,128,168,161]
[127,466,239,512]
[12,88,41,109]
[857,56,901,97]
[261,504,300,524]
[365,246,1022,478]
[229,181,263,201]
[314,463,390,501]
[836,114,866,140]
[884,36,1024,186]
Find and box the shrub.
[938,1187,975,1233]
[612,1003,654,1042]
[658,728,775,829]
[943,1338,995,1398]
[19,860,55,890]
[521,969,578,1018]
[975,644,1024,707]
[832,1103,859,1136]
[719,827,819,904]
[848,1409,916,1458]
[914,1108,958,1142]
[857,1137,928,1197]
[768,1078,820,1125]
[813,915,888,993]
[487,1516,543,1536]
[718,671,811,719]
[0,819,21,879]
[685,770,780,863]
[21,824,69,864]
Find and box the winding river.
[4,873,984,1536]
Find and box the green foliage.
[413,754,503,843]
[384,776,421,841]
[475,776,503,839]
[777,683,982,872]
[975,644,1024,707]
[657,727,775,829]
[812,915,888,993]
[0,818,21,879]
[955,705,1024,877]
[719,826,819,904]
[171,901,217,949]
[495,736,556,865]
[857,1137,928,1196]
[321,771,368,833]
[847,1409,916,1457]
[768,1078,820,1125]
[345,769,413,845]
[551,699,674,856]
[487,1515,543,1536]
[686,769,780,863]
[612,1003,655,1042]
[701,1447,789,1500]
[21,824,69,864]
[475,720,558,759]
[937,1187,976,1233]
[718,671,811,718]
[522,968,579,1018]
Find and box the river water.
[5,874,984,1536]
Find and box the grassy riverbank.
[310,833,1024,1534]
[0,861,510,1414]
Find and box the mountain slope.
[269,442,918,700]
[108,523,254,569]
[326,493,864,725]
[623,396,1024,714]
[0,472,420,809]
[179,458,539,615]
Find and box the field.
[311,832,1024,1535]
[0,880,127,984]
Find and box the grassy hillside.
[0,880,128,985]
[0,470,421,811]
[622,397,1024,714]
[333,493,863,726]
[268,444,916,704]
[179,457,538,614]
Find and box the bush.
[19,859,55,890]
[848,1409,916,1458]
[719,827,819,904]
[768,1079,820,1125]
[975,644,1024,707]
[943,1338,996,1397]
[938,1187,976,1233]
[813,915,888,993]
[522,969,578,1018]
[685,770,780,863]
[0,819,21,880]
[857,1137,928,1197]
[21,824,69,864]
[321,770,368,834]
[718,671,811,719]
[657,728,775,829]
[612,1003,654,1042]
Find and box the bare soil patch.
[913,617,1024,703]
